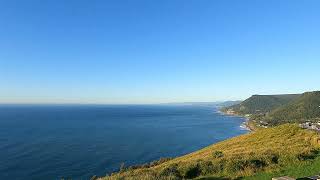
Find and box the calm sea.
[0,104,247,180]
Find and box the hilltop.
[99,124,320,180]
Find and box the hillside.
[222,94,300,115]
[100,124,320,180]
[267,91,320,124]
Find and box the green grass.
[243,156,320,180]
[99,124,320,180]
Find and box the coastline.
[240,118,252,131]
[99,108,275,180]
[218,109,255,131]
[243,118,257,131]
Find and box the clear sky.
[0,0,320,104]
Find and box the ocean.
[0,104,248,180]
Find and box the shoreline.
[240,118,252,131]
[218,109,255,131]
[98,108,258,179]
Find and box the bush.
[248,159,267,169]
[159,164,181,178]
[212,151,224,158]
[180,163,201,179]
[198,160,224,175]
[263,150,279,164]
[297,149,319,161]
[225,158,245,172]
[225,156,267,173]
[198,161,214,175]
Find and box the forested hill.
[267,91,320,124]
[222,91,320,125]
[221,94,300,115]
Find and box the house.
[226,109,235,115]
[299,122,320,131]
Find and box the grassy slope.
[100,124,320,180]
[268,91,320,124]
[244,156,320,180]
[222,94,300,115]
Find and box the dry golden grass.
[100,124,320,180]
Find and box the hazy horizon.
[1,0,320,104]
[1,90,318,104]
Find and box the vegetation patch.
[212,151,224,159]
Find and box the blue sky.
[0,0,320,104]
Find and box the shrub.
[297,149,319,161]
[198,160,224,175]
[225,158,245,172]
[159,163,181,178]
[263,150,279,164]
[248,159,267,169]
[198,161,214,175]
[180,163,201,179]
[212,151,224,158]
[225,156,267,173]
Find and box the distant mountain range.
[214,100,242,108]
[222,91,320,125]
[162,101,242,107]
